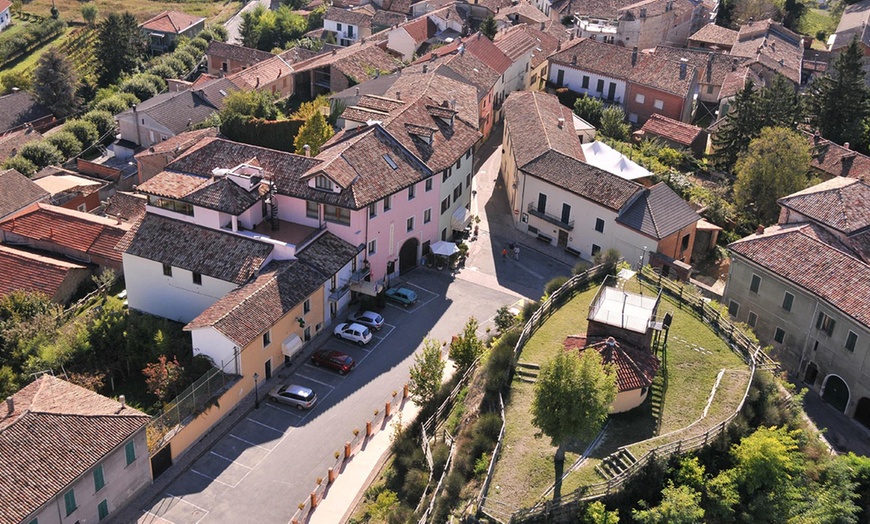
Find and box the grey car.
[268,384,317,410]
[347,310,384,331]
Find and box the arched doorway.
[855,398,870,430]
[399,238,419,275]
[822,375,850,413]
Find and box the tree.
[480,17,497,40]
[0,70,32,95]
[758,73,801,129]
[81,4,98,26]
[580,501,619,524]
[531,350,616,464]
[494,306,517,334]
[83,110,117,143]
[734,127,811,225]
[33,48,79,118]
[448,317,484,370]
[95,12,147,86]
[45,131,83,158]
[712,81,760,169]
[804,36,870,150]
[119,75,159,101]
[240,6,266,49]
[781,0,806,30]
[294,111,333,156]
[408,338,445,404]
[18,141,63,170]
[798,458,861,524]
[222,89,278,120]
[573,95,604,127]
[599,106,630,141]
[143,355,184,403]
[63,119,100,150]
[3,155,38,177]
[633,482,705,524]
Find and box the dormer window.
[315,175,334,191]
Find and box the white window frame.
[368,239,377,255]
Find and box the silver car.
[347,310,384,331]
[268,384,317,410]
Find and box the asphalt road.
[223,0,275,45]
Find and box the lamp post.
[253,372,260,409]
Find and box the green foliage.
[18,140,63,170]
[63,119,99,150]
[532,349,617,459]
[494,305,517,334]
[290,95,330,120]
[573,95,604,127]
[155,55,188,77]
[45,131,83,158]
[204,24,228,43]
[633,482,705,524]
[480,17,498,40]
[93,94,131,115]
[146,63,177,80]
[219,116,302,152]
[368,489,398,521]
[172,48,198,72]
[599,106,630,141]
[186,37,209,55]
[222,89,279,120]
[734,126,812,225]
[484,331,516,393]
[81,4,98,26]
[3,155,37,177]
[474,452,491,478]
[0,70,33,94]
[95,12,147,86]
[593,247,621,274]
[33,48,79,118]
[119,75,158,101]
[294,111,333,156]
[0,18,66,66]
[408,337,445,404]
[240,5,309,51]
[136,73,167,94]
[82,110,116,143]
[307,5,329,32]
[580,501,619,524]
[448,317,484,370]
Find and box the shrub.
[205,25,228,42]
[45,131,83,158]
[117,92,140,107]
[63,120,99,150]
[172,49,197,72]
[474,452,491,478]
[18,141,63,169]
[593,247,621,275]
[94,95,131,114]
[3,155,38,177]
[119,76,159,102]
[156,56,188,77]
[485,341,514,394]
[600,106,630,141]
[186,37,209,54]
[431,441,450,472]
[83,110,116,142]
[137,73,167,93]
[475,413,503,442]
[401,468,428,502]
[147,63,177,80]
[521,300,541,322]
[573,260,592,275]
[544,276,569,299]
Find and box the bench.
[565,246,582,257]
[536,233,553,244]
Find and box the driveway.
[223,0,277,45]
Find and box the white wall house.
[549,62,628,104]
[0,1,12,32]
[438,149,475,241]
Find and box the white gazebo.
[581,141,652,182]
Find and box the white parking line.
[140,509,174,524]
[294,373,336,388]
[190,468,236,488]
[266,402,304,417]
[164,492,210,521]
[246,417,285,434]
[228,433,273,451]
[210,450,253,469]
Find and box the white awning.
[350,280,383,297]
[281,334,303,358]
[451,206,471,230]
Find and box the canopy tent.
[430,240,460,257]
[451,206,472,231]
[281,334,303,359]
[581,141,651,181]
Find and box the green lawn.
[798,8,838,48]
[484,277,750,512]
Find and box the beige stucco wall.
[611,387,648,413]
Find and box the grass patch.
[798,8,837,45]
[15,0,242,24]
[484,277,750,513]
[1,25,74,75]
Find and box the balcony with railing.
[527,203,574,230]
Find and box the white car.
[333,322,373,345]
[347,310,384,331]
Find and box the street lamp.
[253,372,260,409]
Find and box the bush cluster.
[0,18,66,65]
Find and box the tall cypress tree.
[804,35,870,149]
[33,48,79,118]
[758,73,801,129]
[95,12,148,87]
[712,81,761,169]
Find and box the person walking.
[514,245,520,260]
[502,248,507,261]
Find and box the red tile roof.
[639,113,704,147]
[0,203,127,265]
[730,19,803,84]
[777,177,870,235]
[401,15,438,44]
[564,335,660,391]
[0,0,11,12]
[0,245,87,300]
[0,168,49,219]
[689,23,738,47]
[805,132,870,183]
[494,24,539,62]
[504,90,585,169]
[140,10,205,34]
[0,375,149,524]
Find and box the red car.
[310,350,355,375]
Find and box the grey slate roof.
[777,177,870,235]
[0,91,53,134]
[117,213,273,285]
[0,169,49,219]
[122,90,221,135]
[617,182,700,239]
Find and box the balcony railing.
[348,263,371,284]
[527,203,574,230]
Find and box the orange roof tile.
[140,10,205,34]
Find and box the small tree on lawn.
[409,337,445,404]
[449,317,484,370]
[532,349,616,491]
[82,4,98,26]
[294,111,333,156]
[143,355,184,403]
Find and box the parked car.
[268,384,317,410]
[310,350,356,375]
[333,322,373,345]
[386,287,418,307]
[347,310,384,330]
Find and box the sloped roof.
[119,90,220,136]
[103,192,147,223]
[0,375,149,524]
[551,0,648,18]
[688,23,738,47]
[729,223,870,326]
[495,1,551,24]
[332,45,402,84]
[227,55,295,91]
[504,91,585,170]
[0,127,43,164]
[639,113,704,146]
[564,335,659,391]
[137,171,260,215]
[401,15,438,44]
[117,213,273,285]
[206,40,273,65]
[730,19,803,84]
[326,5,375,26]
[0,203,126,264]
[494,23,539,62]
[520,150,641,211]
[140,10,205,34]
[806,132,870,183]
[134,127,220,160]
[619,0,694,20]
[0,168,49,219]
[777,177,870,235]
[373,9,407,28]
[0,245,87,300]
[185,232,359,347]
[652,46,739,87]
[617,182,700,239]
[0,0,10,12]
[386,71,479,126]
[0,91,53,135]
[830,0,870,50]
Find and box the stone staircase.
[515,361,540,383]
[595,448,638,480]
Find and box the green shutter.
[64,489,76,516]
[125,441,136,465]
[98,499,109,521]
[93,465,105,491]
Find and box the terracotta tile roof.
[777,177,870,235]
[0,203,127,265]
[227,55,295,91]
[0,0,11,12]
[0,245,87,300]
[729,223,870,326]
[552,0,645,18]
[104,192,147,223]
[342,105,391,123]
[278,46,325,65]
[617,182,700,239]
[550,38,697,97]
[0,169,49,219]
[462,32,512,74]
[0,375,149,524]
[640,113,704,147]
[385,72,479,126]
[504,91,585,169]
[495,1,551,24]
[186,232,359,346]
[118,213,273,285]
[380,0,411,13]
[619,0,693,19]
[718,65,760,99]
[523,24,561,69]
[689,23,738,47]
[521,150,641,210]
[0,127,43,164]
[134,127,220,159]
[730,19,803,84]
[332,45,402,84]
[564,335,659,391]
[651,46,739,86]
[326,6,375,27]
[373,9,407,28]
[805,132,870,183]
[494,24,538,62]
[408,48,500,101]
[206,40,273,66]
[401,16,438,44]
[0,91,53,135]
[138,170,210,199]
[140,10,205,34]
[137,171,260,215]
[358,94,406,112]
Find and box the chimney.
[679,58,687,80]
[572,54,577,65]
[557,117,565,128]
[423,64,428,73]
[396,91,401,100]
[844,142,850,150]
[540,21,545,30]
[556,39,562,51]
[631,46,638,66]
[459,43,466,55]
[813,132,820,144]
[706,53,713,82]
[756,224,764,235]
[5,397,12,414]
[255,77,260,88]
[119,395,126,408]
[333,49,338,55]
[303,144,311,157]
